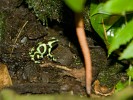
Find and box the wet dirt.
[0,0,127,96]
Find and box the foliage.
[64,0,86,12]
[90,0,133,60]
[115,65,133,92]
[90,0,133,92]
[127,65,133,79]
[108,19,133,57]
[90,2,122,48]
[115,81,127,93]
[103,0,133,14]
[119,40,133,60]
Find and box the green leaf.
[109,19,133,55]
[120,40,133,60]
[90,3,121,47]
[90,3,110,42]
[115,81,125,92]
[64,0,86,12]
[126,65,133,79]
[103,0,133,14]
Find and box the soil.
[0,0,127,96]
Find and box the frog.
[29,37,58,63]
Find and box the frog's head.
[47,37,59,48]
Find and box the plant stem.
[75,13,92,95]
[128,64,132,85]
[10,21,28,57]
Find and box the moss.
[25,0,91,30]
[97,62,125,88]
[25,0,63,25]
[0,12,5,43]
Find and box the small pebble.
[21,37,28,44]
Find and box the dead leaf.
[93,80,115,96]
[0,63,12,90]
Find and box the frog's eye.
[50,41,58,48]
[48,39,58,48]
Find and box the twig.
[40,63,72,71]
[102,19,110,49]
[10,21,28,57]
[102,19,107,41]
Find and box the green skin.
[29,38,58,63]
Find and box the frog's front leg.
[46,46,56,61]
[31,52,43,63]
[47,51,57,61]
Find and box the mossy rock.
[25,0,91,30]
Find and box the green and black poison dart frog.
[29,37,58,63]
